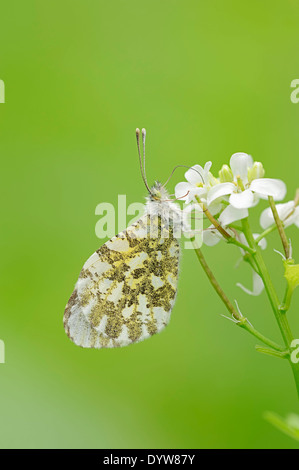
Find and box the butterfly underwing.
[64,184,182,348]
[64,130,182,348]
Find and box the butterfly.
[64,129,183,348]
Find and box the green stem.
[241,324,286,353]
[226,237,256,254]
[256,190,299,245]
[241,217,299,397]
[196,197,256,255]
[255,346,289,359]
[192,240,285,353]
[192,240,237,319]
[228,223,243,231]
[243,253,259,274]
[268,196,290,259]
[241,218,291,343]
[280,284,294,314]
[255,224,278,244]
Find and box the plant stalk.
[192,239,285,353]
[241,217,299,398]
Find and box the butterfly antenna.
[162,165,204,188]
[142,128,149,188]
[136,128,151,194]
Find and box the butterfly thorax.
[145,182,182,233]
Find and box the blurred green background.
[1,0,299,449]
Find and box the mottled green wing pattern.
[64,214,180,348]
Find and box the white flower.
[207,153,286,213]
[202,226,224,246]
[181,203,204,236]
[202,207,249,246]
[260,201,299,229]
[202,207,248,246]
[175,162,216,205]
[217,205,248,226]
[238,232,267,253]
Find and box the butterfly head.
[148,182,169,202]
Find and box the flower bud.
[208,172,220,186]
[248,162,265,182]
[219,164,233,183]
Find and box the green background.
[1,0,299,449]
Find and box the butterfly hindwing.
[64,214,180,348]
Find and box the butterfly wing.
[64,214,180,348]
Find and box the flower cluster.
[176,152,286,226]
[173,148,299,403]
[175,152,299,295]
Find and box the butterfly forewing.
[64,214,180,348]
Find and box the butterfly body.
[64,183,181,348]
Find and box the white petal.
[204,161,212,171]
[230,153,253,182]
[279,203,299,228]
[234,232,248,256]
[237,271,264,296]
[250,178,286,201]
[238,232,247,245]
[203,161,212,178]
[260,201,294,229]
[186,186,206,204]
[229,189,255,209]
[253,233,267,250]
[202,228,222,246]
[175,182,193,201]
[258,238,267,250]
[292,207,299,228]
[182,203,205,225]
[259,207,273,229]
[182,203,205,235]
[184,165,205,185]
[236,232,266,254]
[183,203,202,214]
[218,205,248,225]
[251,192,261,207]
[208,202,223,216]
[207,182,235,205]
